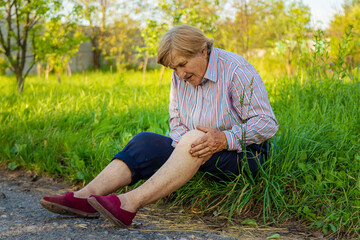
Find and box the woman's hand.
[189,126,228,159]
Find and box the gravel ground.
[0,167,326,240]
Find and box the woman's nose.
[178,70,186,79]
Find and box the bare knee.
[177,130,205,148]
[172,130,207,167]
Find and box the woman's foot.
[87,195,136,226]
[40,192,99,218]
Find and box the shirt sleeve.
[222,66,279,151]
[169,72,190,147]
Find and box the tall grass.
[0,44,359,236]
[170,31,360,236]
[0,70,172,182]
[169,69,359,235]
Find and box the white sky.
[302,0,344,29]
[63,0,346,30]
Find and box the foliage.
[72,0,144,71]
[299,25,357,83]
[136,19,168,60]
[0,0,63,93]
[135,19,168,80]
[327,1,360,67]
[216,0,273,55]
[0,56,10,75]
[72,0,117,70]
[158,0,220,34]
[215,0,311,75]
[35,7,86,82]
[299,29,331,80]
[133,0,221,78]
[104,15,142,73]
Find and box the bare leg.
[119,129,208,212]
[74,160,131,198]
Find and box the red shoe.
[87,195,136,226]
[40,192,99,218]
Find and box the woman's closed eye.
[178,62,187,68]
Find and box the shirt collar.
[203,47,218,83]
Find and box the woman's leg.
[118,129,207,213]
[74,160,132,198]
[75,131,176,198]
[40,160,131,217]
[40,132,175,217]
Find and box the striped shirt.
[169,47,278,151]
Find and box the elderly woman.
[40,25,278,227]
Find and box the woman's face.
[170,49,209,86]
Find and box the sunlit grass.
[172,72,359,236]
[0,70,172,182]
[0,67,359,236]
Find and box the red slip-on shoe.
[40,192,99,218]
[87,194,136,227]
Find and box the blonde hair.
[157,25,214,67]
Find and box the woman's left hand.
[189,126,228,158]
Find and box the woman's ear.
[201,48,207,57]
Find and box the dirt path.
[0,167,320,240]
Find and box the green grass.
[0,67,359,236]
[171,72,360,236]
[0,70,172,182]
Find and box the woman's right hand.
[189,126,228,160]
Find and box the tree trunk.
[57,72,61,83]
[142,55,149,82]
[45,64,50,79]
[116,56,121,74]
[16,72,24,94]
[67,62,72,77]
[90,36,101,71]
[37,63,42,78]
[93,49,100,70]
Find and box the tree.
[215,0,270,57]
[35,15,86,83]
[103,14,142,73]
[275,1,311,75]
[136,0,221,81]
[72,0,116,70]
[327,1,360,68]
[136,19,168,82]
[215,0,311,76]
[0,0,62,93]
[158,0,220,34]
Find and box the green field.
[0,67,359,236]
